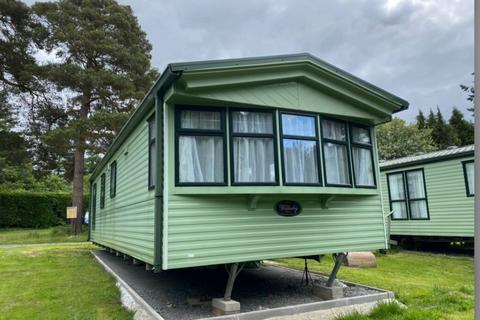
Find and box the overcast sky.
[116,0,473,122]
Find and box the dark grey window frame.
[349,124,376,188]
[320,117,353,187]
[91,183,97,230]
[175,105,227,186]
[100,173,106,209]
[110,160,117,198]
[279,111,322,186]
[229,108,279,186]
[387,168,430,221]
[148,114,156,190]
[462,160,474,197]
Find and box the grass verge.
[0,243,132,320]
[275,250,473,320]
[0,225,88,245]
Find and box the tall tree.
[449,107,474,146]
[33,0,158,233]
[416,110,426,129]
[430,107,459,149]
[377,118,436,160]
[426,109,436,129]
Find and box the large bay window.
[176,108,226,185]
[351,125,375,187]
[321,119,351,186]
[281,113,320,185]
[231,110,277,184]
[387,169,429,220]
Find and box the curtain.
[282,114,315,137]
[466,162,474,194]
[409,200,428,219]
[232,111,273,134]
[352,147,374,186]
[181,110,221,130]
[324,143,350,185]
[322,119,346,141]
[179,136,223,183]
[407,170,427,218]
[391,202,408,219]
[388,174,405,200]
[283,139,318,183]
[233,137,275,182]
[351,126,370,144]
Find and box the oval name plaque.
[275,200,302,217]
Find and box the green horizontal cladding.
[380,156,474,237]
[166,194,387,269]
[90,113,156,264]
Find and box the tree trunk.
[71,95,89,235]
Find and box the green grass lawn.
[0,243,132,320]
[276,250,473,320]
[0,225,88,245]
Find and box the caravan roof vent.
[447,146,458,150]
[414,152,425,156]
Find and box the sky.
[118,0,474,122]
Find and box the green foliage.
[377,118,436,160]
[0,225,87,244]
[0,191,88,228]
[416,110,426,130]
[449,107,474,146]
[430,107,459,149]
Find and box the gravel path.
[95,250,384,320]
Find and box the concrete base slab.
[313,285,344,300]
[212,298,240,316]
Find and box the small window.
[463,160,474,197]
[100,173,106,209]
[110,161,117,198]
[176,107,226,185]
[350,125,375,187]
[231,110,277,184]
[281,113,320,185]
[387,169,429,220]
[321,119,351,186]
[148,115,156,189]
[91,183,97,230]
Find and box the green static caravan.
[380,145,474,244]
[89,53,409,272]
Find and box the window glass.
[407,170,426,199]
[352,147,374,186]
[388,173,405,200]
[322,119,346,141]
[179,136,224,183]
[110,161,116,198]
[409,200,428,219]
[181,110,221,130]
[148,116,156,189]
[232,111,273,134]
[323,142,350,185]
[283,139,319,184]
[351,126,371,144]
[281,114,316,137]
[391,202,408,219]
[91,183,97,230]
[100,174,105,209]
[465,162,474,195]
[233,137,275,183]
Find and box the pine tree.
[426,109,436,129]
[416,110,426,129]
[33,0,158,233]
[431,107,459,149]
[449,107,474,146]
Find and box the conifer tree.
[449,107,474,146]
[416,110,426,129]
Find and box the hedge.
[0,191,89,228]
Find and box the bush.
[0,191,89,228]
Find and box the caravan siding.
[381,156,474,237]
[90,112,156,264]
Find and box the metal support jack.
[301,258,313,285]
[223,263,244,300]
[212,263,244,315]
[326,253,347,287]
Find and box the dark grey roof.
[380,145,474,170]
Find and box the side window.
[100,173,106,209]
[387,169,429,220]
[231,110,277,184]
[321,118,351,186]
[463,160,474,197]
[350,125,375,187]
[91,183,97,230]
[110,161,117,198]
[280,113,320,185]
[148,115,156,189]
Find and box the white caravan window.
[351,125,375,187]
[321,119,351,186]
